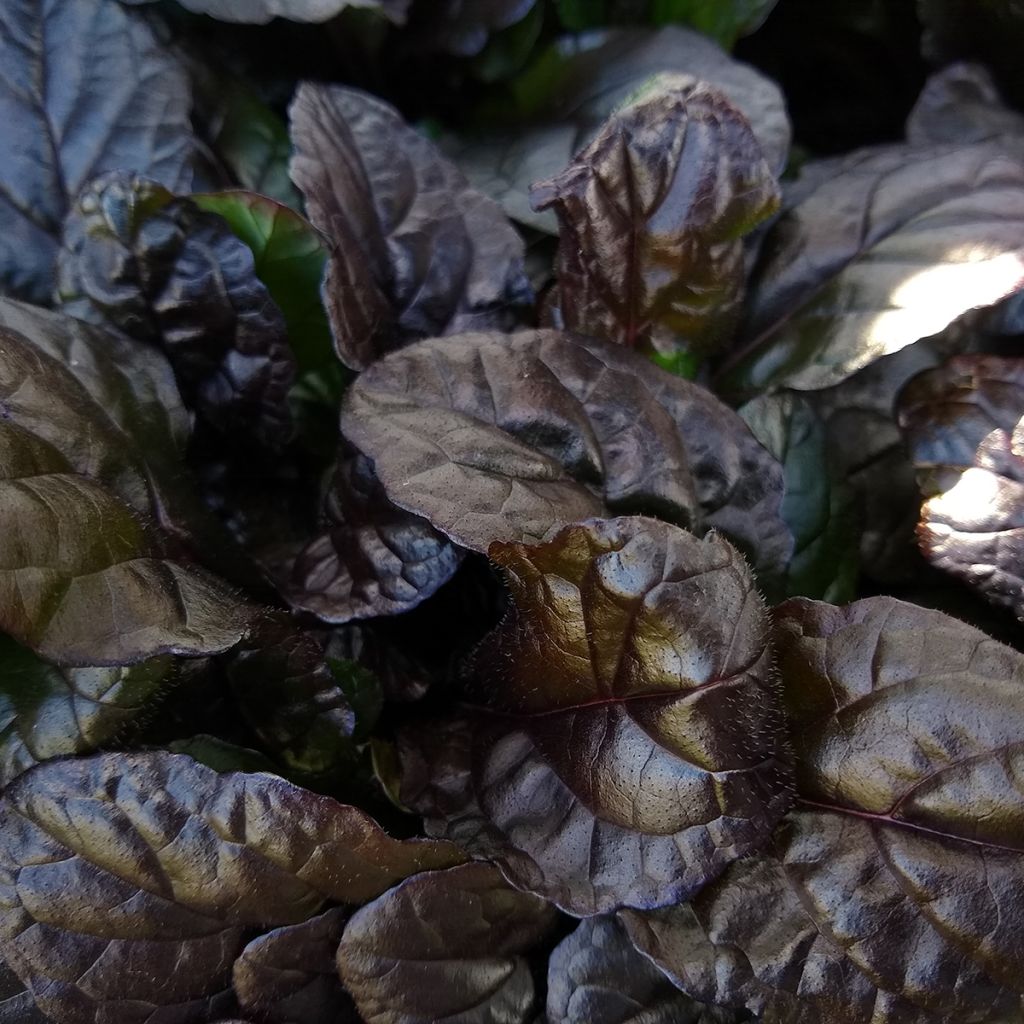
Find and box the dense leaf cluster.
[1,1,1024,1022]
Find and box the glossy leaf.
[807,338,959,583]
[0,0,194,302]
[740,393,859,601]
[446,26,791,232]
[0,419,253,666]
[624,596,1024,1023]
[0,751,466,1023]
[721,142,1024,395]
[0,298,239,572]
[532,76,779,362]
[123,0,411,23]
[289,84,532,370]
[284,451,463,622]
[57,173,296,447]
[401,517,793,915]
[906,63,1024,147]
[0,633,172,789]
[233,908,357,1024]
[547,916,737,1024]
[897,354,1024,615]
[337,862,558,1024]
[341,329,793,578]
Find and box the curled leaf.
[289,84,531,370]
[57,173,296,446]
[897,354,1024,615]
[337,862,558,1024]
[341,329,792,578]
[0,751,466,1023]
[532,76,780,362]
[285,451,463,622]
[547,916,737,1024]
[401,517,793,915]
[624,596,1024,1022]
[447,26,791,232]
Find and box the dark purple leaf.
[720,142,1024,395]
[289,84,531,371]
[445,26,791,233]
[416,0,539,56]
[233,908,356,1024]
[623,596,1024,1023]
[531,76,779,362]
[337,862,558,1024]
[401,517,793,915]
[0,417,253,666]
[0,957,46,1024]
[341,329,792,578]
[122,0,411,23]
[0,298,235,566]
[906,62,1024,147]
[547,916,737,1024]
[807,335,969,583]
[897,354,1024,615]
[0,751,465,1024]
[284,451,463,622]
[0,0,194,303]
[57,173,296,447]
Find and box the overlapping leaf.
[897,354,1024,615]
[739,393,859,601]
[0,633,172,789]
[445,26,791,232]
[337,862,558,1024]
[289,84,532,370]
[0,0,194,302]
[226,623,358,777]
[400,517,793,915]
[58,173,296,446]
[341,329,793,578]
[721,142,1024,395]
[0,751,465,1023]
[547,916,737,1024]
[624,596,1024,1022]
[233,908,357,1024]
[123,0,411,24]
[532,76,780,362]
[284,451,463,622]
[906,62,1024,147]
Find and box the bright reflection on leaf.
[868,249,1024,358]
[927,464,1007,529]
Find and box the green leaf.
[190,190,344,400]
[649,0,778,46]
[327,658,383,742]
[208,85,303,207]
[740,393,860,602]
[167,735,280,775]
[0,634,173,789]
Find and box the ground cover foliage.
[1,0,1024,1021]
